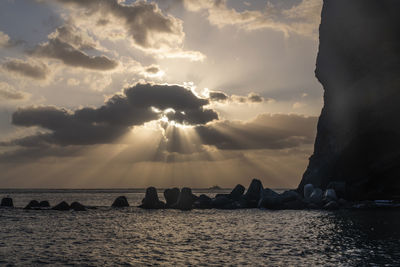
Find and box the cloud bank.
[8,83,217,146]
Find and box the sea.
[0,189,400,266]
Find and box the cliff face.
[298,0,400,200]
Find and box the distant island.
[208,185,223,190]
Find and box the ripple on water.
[1,193,400,266]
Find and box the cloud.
[7,83,217,146]
[2,59,49,80]
[0,31,11,47]
[209,91,229,102]
[182,0,322,37]
[145,66,160,74]
[48,25,97,50]
[30,38,118,70]
[53,0,185,50]
[209,91,273,104]
[194,113,317,150]
[0,82,29,100]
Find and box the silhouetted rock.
[281,190,301,202]
[71,202,86,211]
[1,197,13,207]
[324,201,339,210]
[174,187,195,210]
[229,184,245,200]
[258,188,282,209]
[39,201,50,208]
[194,194,213,209]
[309,188,323,205]
[303,184,314,201]
[244,179,263,207]
[212,195,233,209]
[298,0,400,200]
[52,201,70,211]
[323,189,337,202]
[327,181,346,198]
[24,200,40,209]
[164,188,180,208]
[215,193,230,199]
[140,187,165,209]
[112,196,129,207]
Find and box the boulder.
[309,188,323,205]
[258,188,282,209]
[24,200,40,209]
[174,187,195,210]
[324,201,339,210]
[70,202,86,211]
[52,201,70,211]
[327,181,346,198]
[304,184,314,201]
[324,189,338,202]
[281,190,301,202]
[233,198,249,209]
[39,201,50,208]
[1,197,13,208]
[140,187,165,209]
[244,179,263,207]
[215,193,230,199]
[164,188,180,208]
[194,194,213,209]
[111,196,129,207]
[212,195,233,208]
[229,184,245,200]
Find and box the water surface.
[0,190,399,266]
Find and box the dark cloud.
[50,25,96,50]
[231,92,266,103]
[54,0,184,49]
[8,83,217,146]
[2,59,49,80]
[145,66,160,74]
[209,91,270,104]
[31,38,118,70]
[247,92,263,103]
[209,91,228,102]
[194,113,318,150]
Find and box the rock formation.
[298,0,400,200]
[140,187,165,209]
[52,201,70,211]
[111,196,129,207]
[164,188,180,208]
[1,197,13,207]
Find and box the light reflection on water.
[0,190,399,266]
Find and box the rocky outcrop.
[52,201,70,211]
[173,187,196,210]
[298,0,400,200]
[25,200,51,210]
[243,179,263,207]
[164,188,180,208]
[70,202,86,211]
[111,196,129,207]
[1,197,13,207]
[140,187,165,209]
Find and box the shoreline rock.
[112,196,129,208]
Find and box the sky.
[0,0,323,188]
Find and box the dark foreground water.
[1,190,400,266]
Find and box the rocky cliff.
[298,0,400,200]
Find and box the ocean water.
[1,189,400,266]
